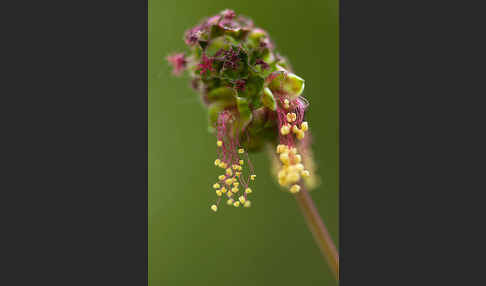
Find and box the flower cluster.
[168,10,317,212]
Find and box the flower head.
[168,10,318,212]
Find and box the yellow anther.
[286,112,297,123]
[232,187,239,193]
[295,163,304,171]
[216,190,222,196]
[286,113,293,123]
[239,160,244,165]
[244,201,251,208]
[301,121,308,131]
[238,148,245,154]
[278,169,287,180]
[217,140,223,147]
[283,99,290,109]
[280,124,290,135]
[218,175,226,181]
[227,198,234,205]
[235,171,241,177]
[225,178,233,185]
[214,159,221,166]
[220,187,227,193]
[226,168,233,176]
[292,125,300,133]
[233,201,240,207]
[233,182,239,187]
[280,152,290,165]
[239,196,246,203]
[232,164,238,170]
[211,204,218,212]
[237,165,242,171]
[296,130,305,140]
[287,172,300,184]
[290,184,301,194]
[245,188,252,194]
[219,162,227,169]
[291,154,302,164]
[213,183,220,189]
[227,191,233,197]
[276,144,288,154]
[250,174,256,181]
[301,170,310,177]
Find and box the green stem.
[295,188,339,281]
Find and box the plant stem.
[295,188,339,281]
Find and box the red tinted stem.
[295,188,339,281]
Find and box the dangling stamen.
[209,110,256,211]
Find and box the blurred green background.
[149,1,338,285]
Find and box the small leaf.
[236,96,253,131]
[261,87,277,110]
[268,65,305,100]
[207,86,236,103]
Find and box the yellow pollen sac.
[276,144,288,154]
[232,164,239,170]
[232,187,239,193]
[278,176,288,187]
[238,148,245,154]
[287,172,301,184]
[226,168,233,176]
[283,99,290,109]
[245,188,252,194]
[290,184,301,194]
[214,159,221,166]
[239,196,246,203]
[217,140,223,147]
[289,147,298,154]
[227,191,233,197]
[237,165,242,171]
[218,175,226,181]
[233,182,239,187]
[220,187,227,193]
[296,130,305,140]
[244,201,251,208]
[219,162,227,169]
[286,113,293,123]
[301,170,310,177]
[301,121,308,131]
[250,174,256,181]
[280,152,290,165]
[280,124,290,135]
[292,125,300,134]
[278,169,287,180]
[211,204,218,212]
[235,171,241,177]
[286,112,297,123]
[233,201,240,207]
[227,198,234,205]
[291,154,302,164]
[239,160,244,165]
[216,190,222,196]
[225,178,233,185]
[295,163,304,171]
[213,183,220,189]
